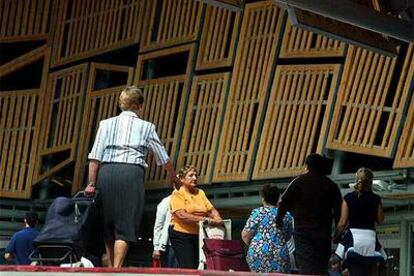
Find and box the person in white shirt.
[85,86,180,268]
[152,194,178,268]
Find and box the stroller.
[30,191,102,266]
[199,219,249,271]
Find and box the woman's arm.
[208,208,223,225]
[174,209,208,224]
[241,230,253,246]
[337,200,349,234]
[163,160,180,187]
[85,160,100,195]
[376,202,384,224]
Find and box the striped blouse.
[88,111,170,167]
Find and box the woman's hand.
[152,250,161,259]
[85,183,96,196]
[204,217,223,226]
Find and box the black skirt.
[97,163,145,243]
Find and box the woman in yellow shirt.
[169,165,223,269]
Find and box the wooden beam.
[288,7,399,57]
[200,0,243,11]
[275,0,414,42]
[0,45,47,78]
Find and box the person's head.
[354,167,373,193]
[25,212,38,227]
[262,184,280,206]
[119,86,144,113]
[178,165,198,190]
[305,153,326,174]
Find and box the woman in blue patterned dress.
[242,184,294,273]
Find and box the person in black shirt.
[276,153,342,275]
[336,167,385,276]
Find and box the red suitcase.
[202,239,249,271]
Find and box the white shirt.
[88,111,169,167]
[153,195,172,251]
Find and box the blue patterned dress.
[243,207,293,273]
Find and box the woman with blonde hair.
[335,167,386,275]
[85,86,179,268]
[169,165,223,269]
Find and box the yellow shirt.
[170,187,214,235]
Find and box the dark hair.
[262,184,280,206]
[305,153,326,174]
[25,212,38,227]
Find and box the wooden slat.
[133,77,188,188]
[253,64,340,179]
[35,64,88,182]
[280,19,346,58]
[177,73,230,184]
[72,63,134,193]
[134,45,196,188]
[0,0,51,41]
[135,44,195,82]
[0,90,42,199]
[140,0,203,52]
[213,2,285,182]
[394,44,414,168]
[196,5,241,70]
[51,0,142,67]
[326,45,412,157]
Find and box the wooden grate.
[137,77,188,188]
[51,0,142,66]
[0,0,51,42]
[213,2,285,182]
[35,64,88,181]
[196,4,241,70]
[140,0,203,52]
[0,90,42,198]
[279,20,345,58]
[327,45,412,157]
[72,63,133,193]
[177,73,230,184]
[253,64,341,179]
[394,44,414,168]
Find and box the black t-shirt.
[277,172,342,228]
[344,191,381,230]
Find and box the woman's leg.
[104,239,114,267]
[169,228,198,269]
[113,240,128,268]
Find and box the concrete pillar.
[331,151,345,175]
[399,220,408,276]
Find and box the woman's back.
[244,207,293,273]
[344,191,381,230]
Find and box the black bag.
[31,192,101,264]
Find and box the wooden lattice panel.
[73,63,133,193]
[279,20,345,58]
[177,73,230,184]
[51,0,142,66]
[0,90,42,198]
[0,0,51,42]
[253,64,341,179]
[327,45,411,157]
[196,5,241,70]
[213,2,285,182]
[394,45,414,168]
[137,77,188,188]
[35,64,88,181]
[140,0,203,52]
